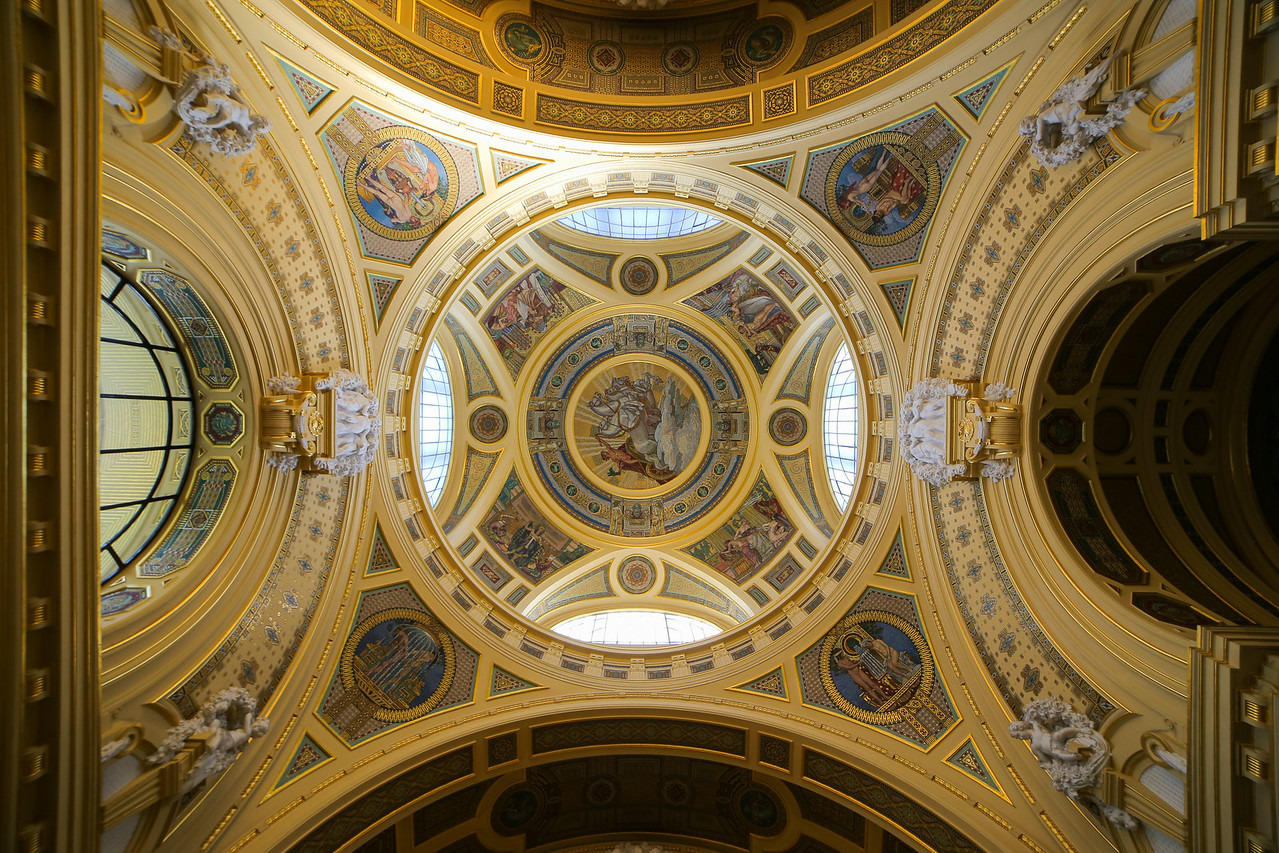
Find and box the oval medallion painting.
[347,130,458,242]
[826,138,938,246]
[819,610,933,724]
[502,20,544,63]
[341,608,455,722]
[572,362,704,492]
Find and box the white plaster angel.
[147,686,269,795]
[1018,52,1145,168]
[1010,698,1137,828]
[314,369,381,476]
[173,55,270,157]
[898,378,968,486]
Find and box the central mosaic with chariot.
[525,314,750,538]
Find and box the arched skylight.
[823,343,861,511]
[99,263,195,583]
[558,206,722,240]
[418,341,454,506]
[552,610,721,646]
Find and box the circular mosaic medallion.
[618,555,656,594]
[739,21,790,67]
[824,134,940,247]
[203,402,244,446]
[819,609,935,726]
[469,405,508,443]
[661,42,700,77]
[343,128,459,242]
[768,407,807,446]
[570,361,706,493]
[586,775,617,806]
[619,256,659,296]
[492,786,540,835]
[498,17,545,64]
[526,315,750,539]
[737,787,784,834]
[339,608,455,723]
[587,41,625,75]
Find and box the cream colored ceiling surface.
[94,0,1208,851]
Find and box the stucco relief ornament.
[614,0,672,9]
[610,845,666,853]
[1019,52,1145,168]
[898,379,1021,486]
[1010,698,1137,829]
[261,371,381,475]
[147,687,269,795]
[172,51,270,157]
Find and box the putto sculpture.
[147,686,269,795]
[1010,698,1137,828]
[261,370,381,475]
[898,378,1020,487]
[1018,52,1145,168]
[174,55,271,157]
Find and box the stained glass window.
[558,206,722,240]
[99,263,195,583]
[823,343,861,511]
[418,341,454,506]
[552,610,722,646]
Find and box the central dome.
[415,203,862,647]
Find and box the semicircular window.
[823,343,861,511]
[552,610,722,646]
[99,263,195,583]
[418,340,454,506]
[557,206,722,240]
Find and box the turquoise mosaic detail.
[137,269,238,388]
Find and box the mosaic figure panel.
[318,584,477,745]
[801,108,964,270]
[680,473,794,583]
[320,102,482,264]
[480,473,594,584]
[683,269,796,378]
[526,316,748,538]
[483,269,598,379]
[573,363,704,490]
[797,587,957,748]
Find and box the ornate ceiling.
[89,0,1216,852]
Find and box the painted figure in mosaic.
[588,373,701,486]
[688,270,795,375]
[354,618,443,708]
[356,138,447,231]
[486,272,558,346]
[836,145,927,237]
[829,624,921,711]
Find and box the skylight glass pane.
[552,610,721,646]
[557,206,723,240]
[823,343,861,511]
[418,340,454,507]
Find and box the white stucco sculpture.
[174,55,270,157]
[262,370,381,475]
[610,845,666,853]
[148,687,269,795]
[1019,53,1145,168]
[1010,698,1137,828]
[899,379,1020,486]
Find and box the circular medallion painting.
[620,256,659,296]
[662,42,700,77]
[500,19,544,63]
[768,407,807,446]
[819,610,934,725]
[825,136,939,247]
[618,555,657,594]
[470,405,509,443]
[588,41,625,75]
[492,786,540,835]
[340,608,455,723]
[737,787,784,834]
[345,130,457,242]
[740,22,789,66]
[570,361,706,493]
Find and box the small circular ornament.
[469,405,508,443]
[769,407,808,446]
[620,256,659,296]
[618,555,657,594]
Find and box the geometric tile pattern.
[490,665,541,697]
[953,60,1014,122]
[731,667,788,700]
[880,278,914,330]
[365,523,400,576]
[739,154,794,189]
[273,54,335,114]
[366,272,401,329]
[875,530,910,580]
[272,732,334,791]
[492,149,547,184]
[945,737,1005,797]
